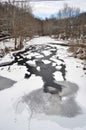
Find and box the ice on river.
[0,36,86,130]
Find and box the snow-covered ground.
[0,36,86,130]
[0,38,15,50]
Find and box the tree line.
[42,4,86,40]
[0,2,86,48]
[0,1,42,49]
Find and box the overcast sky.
[1,0,86,19]
[30,0,86,19]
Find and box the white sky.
[30,0,86,19]
[1,0,86,19]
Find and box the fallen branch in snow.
[0,36,12,42]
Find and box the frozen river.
[0,36,86,130]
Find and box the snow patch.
[42,60,51,64]
[54,71,63,81]
[0,65,27,81]
[26,60,36,67]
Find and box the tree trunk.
[19,36,24,49]
[15,37,17,50]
